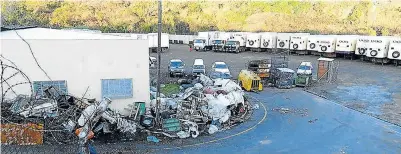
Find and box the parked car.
[209,71,232,79]
[168,59,185,77]
[192,59,206,76]
[211,62,231,76]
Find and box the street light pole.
[155,0,162,127]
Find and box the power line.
[13,30,53,81]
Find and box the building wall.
[1,33,150,115]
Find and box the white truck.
[388,38,401,66]
[318,35,337,57]
[212,32,230,52]
[260,32,277,52]
[246,33,262,52]
[148,33,169,53]
[194,31,219,51]
[366,36,391,64]
[290,33,310,53]
[223,32,247,53]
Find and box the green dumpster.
[296,74,311,87]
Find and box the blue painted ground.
[160,89,401,154]
[4,88,401,154]
[321,61,401,119]
[328,85,393,115]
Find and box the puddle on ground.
[328,85,392,116]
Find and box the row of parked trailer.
[105,33,170,52]
[188,31,401,65]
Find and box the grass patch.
[161,84,180,96]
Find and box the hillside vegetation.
[1,0,401,36]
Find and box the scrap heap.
[1,74,252,145]
[1,86,137,145]
[148,74,251,139]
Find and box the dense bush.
[1,1,400,36]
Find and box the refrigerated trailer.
[365,36,391,64]
[260,32,277,52]
[277,33,309,52]
[277,33,292,51]
[318,35,337,58]
[148,33,169,53]
[246,33,262,52]
[335,35,358,59]
[355,36,371,61]
[290,34,310,55]
[307,35,323,55]
[388,38,401,66]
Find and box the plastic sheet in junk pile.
[203,94,231,123]
[213,78,242,93]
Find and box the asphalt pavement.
[152,44,401,126]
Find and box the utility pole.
[155,0,162,127]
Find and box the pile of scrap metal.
[1,86,137,145]
[148,74,251,139]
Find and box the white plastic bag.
[208,125,218,134]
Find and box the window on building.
[101,78,133,99]
[33,80,68,97]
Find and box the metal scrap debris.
[1,73,253,145]
[272,108,308,116]
[147,74,252,139]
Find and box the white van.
[192,59,206,76]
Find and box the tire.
[321,46,327,52]
[279,42,285,48]
[370,50,378,57]
[392,51,400,58]
[169,73,173,77]
[263,42,269,47]
[293,44,299,50]
[310,43,316,49]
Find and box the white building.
[0,28,150,116]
